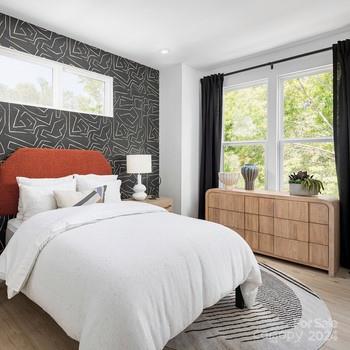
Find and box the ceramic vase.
[241,164,258,190]
[218,172,240,190]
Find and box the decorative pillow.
[75,175,121,203]
[16,175,76,220]
[19,185,59,221]
[54,186,107,208]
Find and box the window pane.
[224,145,265,189]
[0,55,53,106]
[224,83,267,141]
[63,70,105,115]
[283,71,333,138]
[282,142,337,195]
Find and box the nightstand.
[125,197,173,212]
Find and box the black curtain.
[333,40,350,268]
[198,74,224,219]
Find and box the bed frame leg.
[235,285,246,309]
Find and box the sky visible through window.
[0,55,52,90]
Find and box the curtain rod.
[223,46,332,77]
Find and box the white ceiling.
[1,0,350,70]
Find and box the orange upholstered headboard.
[0,148,112,216]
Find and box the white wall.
[159,64,182,213]
[181,65,201,217]
[159,64,202,216]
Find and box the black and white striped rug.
[167,263,333,350]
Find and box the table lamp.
[126,154,152,200]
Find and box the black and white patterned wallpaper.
[0,13,159,249]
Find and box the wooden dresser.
[206,189,340,276]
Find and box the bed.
[5,217,22,243]
[0,148,261,350]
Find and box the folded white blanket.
[0,202,261,350]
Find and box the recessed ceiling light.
[160,48,170,55]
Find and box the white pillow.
[74,174,118,181]
[16,175,76,220]
[75,175,121,203]
[19,185,57,221]
[54,186,107,208]
[17,175,74,186]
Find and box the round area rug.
[167,263,333,350]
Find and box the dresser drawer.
[289,201,308,221]
[309,203,329,224]
[245,230,259,250]
[274,218,308,241]
[207,193,221,209]
[208,208,244,230]
[221,194,245,212]
[259,215,274,235]
[208,208,220,223]
[259,233,274,254]
[207,193,244,212]
[259,198,274,216]
[245,214,259,231]
[309,223,329,245]
[274,200,289,219]
[274,200,308,221]
[274,237,308,262]
[309,243,329,268]
[245,196,259,214]
[221,210,245,229]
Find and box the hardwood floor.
[0,255,349,349]
[0,283,78,350]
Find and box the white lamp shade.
[126,154,152,174]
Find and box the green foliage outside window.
[283,72,333,138]
[63,76,104,115]
[224,83,267,190]
[223,71,337,195]
[0,78,53,106]
[282,72,337,195]
[224,84,267,142]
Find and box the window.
[223,65,337,195]
[223,82,267,189]
[0,47,113,117]
[280,70,336,195]
[62,69,106,115]
[0,55,53,107]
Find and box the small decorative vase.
[241,164,258,190]
[218,172,240,190]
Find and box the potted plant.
[288,171,324,196]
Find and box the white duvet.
[0,202,261,350]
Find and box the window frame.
[221,63,334,192]
[0,46,113,117]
